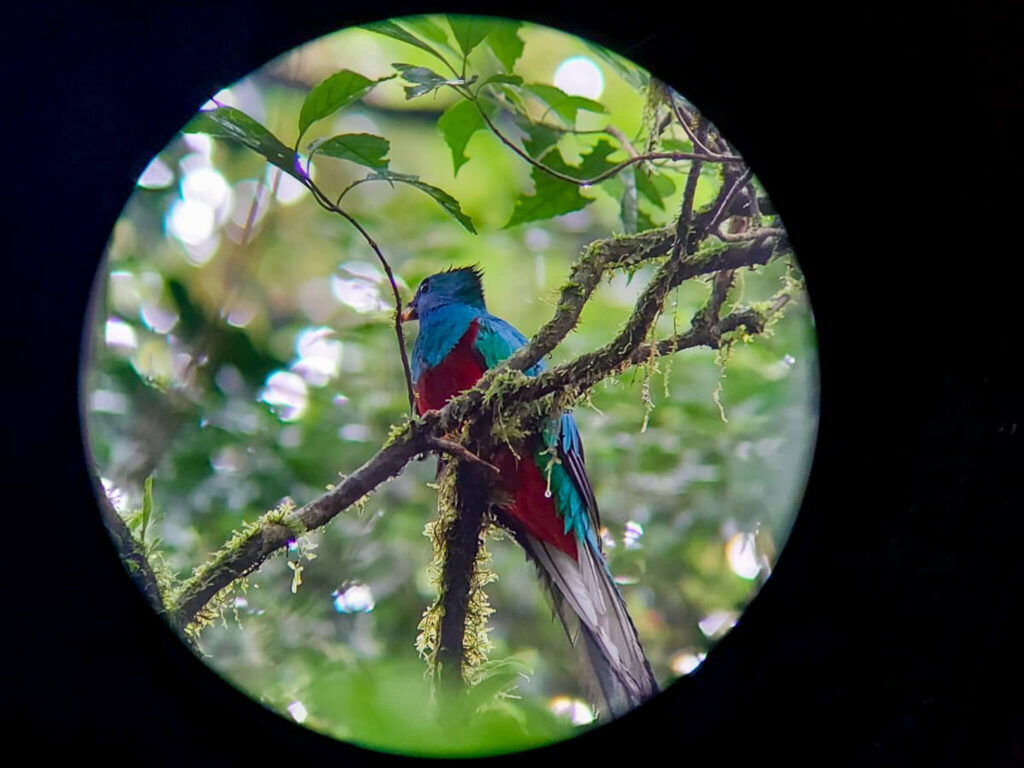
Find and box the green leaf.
[184,107,299,178]
[620,170,638,234]
[654,172,677,198]
[634,166,678,210]
[393,63,448,99]
[298,70,377,138]
[486,21,524,71]
[309,133,390,169]
[558,138,620,180]
[524,83,606,125]
[437,100,485,175]
[661,137,695,154]
[585,40,649,90]
[512,115,563,160]
[636,206,659,232]
[393,63,475,100]
[141,475,154,543]
[478,73,523,89]
[398,15,451,46]
[447,15,491,56]
[364,20,451,67]
[371,170,476,233]
[505,140,619,227]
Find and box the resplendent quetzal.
[402,265,658,717]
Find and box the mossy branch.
[98,488,166,614]
[161,212,792,636]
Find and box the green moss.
[384,416,414,448]
[174,497,301,640]
[416,464,498,687]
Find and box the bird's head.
[401,265,486,321]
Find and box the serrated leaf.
[486,22,524,71]
[184,107,300,178]
[447,15,491,56]
[505,140,619,228]
[364,20,450,67]
[309,133,390,169]
[437,99,485,175]
[371,170,476,233]
[298,70,376,138]
[503,168,585,224]
[524,83,606,125]
[559,138,621,180]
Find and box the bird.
[402,265,658,718]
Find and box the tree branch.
[98,488,165,614]
[166,211,790,634]
[169,429,431,631]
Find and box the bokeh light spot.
[553,55,604,99]
[332,582,376,613]
[260,370,308,421]
[137,156,174,189]
[548,696,595,726]
[725,532,761,580]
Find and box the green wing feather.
[474,315,595,545]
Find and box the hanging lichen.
[176,497,301,641]
[639,304,664,433]
[415,464,456,675]
[711,339,735,423]
[415,462,498,685]
[462,533,498,684]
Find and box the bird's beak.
[401,305,417,322]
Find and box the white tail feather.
[524,533,658,718]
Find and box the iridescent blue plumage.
[403,265,658,717]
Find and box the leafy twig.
[475,105,743,188]
[301,178,417,413]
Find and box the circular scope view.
[81,14,818,757]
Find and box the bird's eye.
[420,279,430,293]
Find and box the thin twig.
[604,125,640,159]
[672,116,708,261]
[671,102,720,157]
[475,106,743,189]
[428,437,500,473]
[705,167,754,234]
[97,487,165,614]
[303,179,417,413]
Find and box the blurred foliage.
[83,14,818,758]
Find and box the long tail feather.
[521,531,658,718]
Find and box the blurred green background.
[82,15,818,757]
